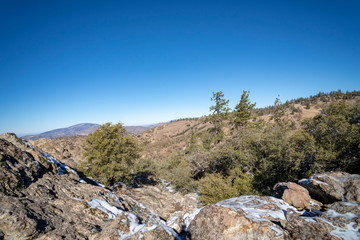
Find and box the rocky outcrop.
[273,182,311,210]
[188,196,293,239]
[0,133,187,239]
[187,195,360,240]
[125,182,200,233]
[30,135,87,168]
[299,172,360,204]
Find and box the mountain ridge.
[22,122,165,140]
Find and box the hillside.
[28,94,359,168]
[22,123,101,140]
[137,97,351,161]
[22,123,165,141]
[139,118,211,160]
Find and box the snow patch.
[299,177,329,186]
[343,202,360,208]
[86,198,122,219]
[319,217,360,240]
[79,178,87,183]
[217,196,301,222]
[183,207,203,228]
[326,209,357,220]
[216,196,304,237]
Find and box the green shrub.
[198,170,255,204]
[80,123,140,186]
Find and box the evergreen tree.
[272,95,285,124]
[208,91,230,133]
[80,122,140,186]
[233,90,256,128]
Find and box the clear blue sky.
[1,0,359,135]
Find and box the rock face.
[273,182,311,210]
[299,172,360,204]
[125,182,200,233]
[30,135,87,168]
[188,195,360,240]
[188,196,293,239]
[0,133,188,239]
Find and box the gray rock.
[299,172,360,204]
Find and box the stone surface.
[125,181,200,232]
[285,210,336,240]
[273,182,311,210]
[30,135,87,168]
[187,195,360,240]
[188,196,293,240]
[299,172,360,204]
[0,134,182,239]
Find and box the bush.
[80,123,140,186]
[158,154,197,193]
[198,169,255,204]
[198,173,238,204]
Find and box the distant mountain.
[22,123,165,140]
[124,123,165,135]
[22,123,101,140]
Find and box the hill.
[22,123,101,140]
[22,123,165,141]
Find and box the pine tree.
[272,95,285,124]
[208,91,230,133]
[233,90,256,128]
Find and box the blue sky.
[1,0,359,135]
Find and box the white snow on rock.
[84,196,180,239]
[86,198,123,219]
[216,196,302,237]
[342,202,360,209]
[217,195,301,222]
[183,207,202,228]
[326,209,357,220]
[299,177,328,185]
[318,217,360,240]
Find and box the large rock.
[285,210,336,240]
[187,195,360,240]
[188,195,294,239]
[273,182,311,210]
[125,181,200,232]
[299,172,360,204]
[286,201,360,240]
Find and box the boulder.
[299,172,360,204]
[188,195,294,239]
[285,201,360,240]
[187,195,360,240]
[273,182,311,210]
[285,209,336,240]
[125,182,200,233]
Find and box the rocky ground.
[189,173,360,239]
[1,133,359,239]
[29,135,87,169]
[0,133,199,239]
